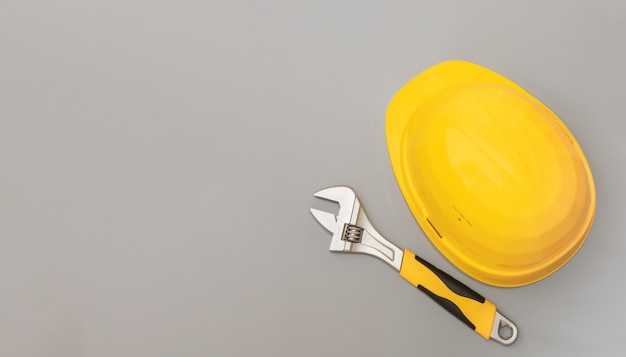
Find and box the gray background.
[1,0,625,356]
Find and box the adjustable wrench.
[310,186,518,345]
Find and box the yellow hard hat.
[386,60,595,287]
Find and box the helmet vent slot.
[426,218,443,239]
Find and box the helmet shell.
[386,60,595,287]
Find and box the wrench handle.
[399,249,496,339]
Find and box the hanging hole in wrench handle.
[399,249,518,345]
[491,311,518,345]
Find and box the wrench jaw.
[311,186,404,271]
[311,186,360,253]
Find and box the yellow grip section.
[399,249,496,339]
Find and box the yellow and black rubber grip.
[399,249,496,339]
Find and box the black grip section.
[418,285,475,330]
[413,254,485,303]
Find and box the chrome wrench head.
[310,186,360,253]
[310,186,403,270]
